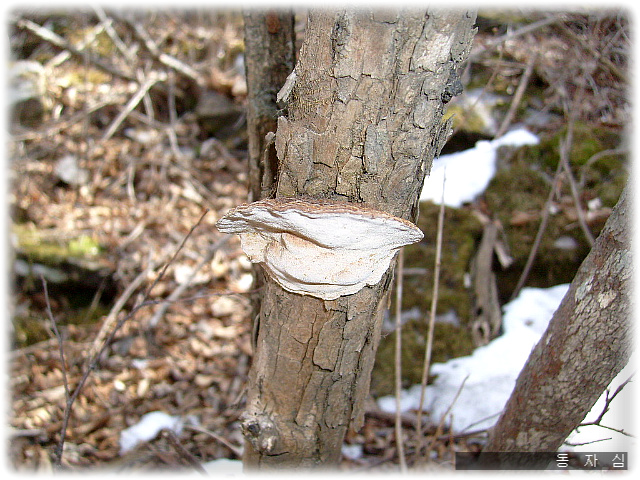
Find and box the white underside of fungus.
[215,198,423,300]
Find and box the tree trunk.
[243,10,296,202]
[241,9,476,470]
[483,183,632,454]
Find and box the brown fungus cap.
[216,198,423,300]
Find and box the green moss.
[68,235,101,257]
[402,202,483,322]
[64,302,110,326]
[371,320,475,398]
[443,105,490,134]
[371,123,627,395]
[12,296,108,349]
[12,223,102,266]
[483,128,627,298]
[12,315,51,348]
[523,122,624,173]
[370,203,482,397]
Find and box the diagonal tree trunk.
[241,9,477,470]
[483,182,632,455]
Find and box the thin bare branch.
[394,249,407,472]
[578,374,634,437]
[415,171,446,464]
[102,71,167,141]
[147,234,231,329]
[40,277,71,457]
[579,147,627,187]
[510,157,564,301]
[52,210,209,466]
[559,112,596,247]
[85,257,158,366]
[495,53,537,138]
[142,209,210,300]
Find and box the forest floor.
[7,9,630,473]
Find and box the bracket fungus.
[215,198,423,300]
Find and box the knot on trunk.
[241,411,315,457]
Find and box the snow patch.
[420,127,539,207]
[119,410,198,455]
[377,284,569,433]
[376,282,634,452]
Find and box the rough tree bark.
[240,10,476,470]
[483,183,632,454]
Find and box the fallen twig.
[184,425,243,458]
[556,20,627,83]
[46,20,108,70]
[124,16,206,86]
[13,16,136,82]
[92,6,136,63]
[426,375,469,455]
[11,100,114,142]
[165,70,184,165]
[469,14,565,60]
[102,71,168,141]
[161,429,208,475]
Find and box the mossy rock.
[443,88,507,137]
[13,222,116,292]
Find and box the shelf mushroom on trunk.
[215,198,424,300]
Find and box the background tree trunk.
[483,183,632,454]
[243,10,296,202]
[241,9,476,470]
